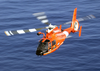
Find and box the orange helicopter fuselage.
[36,8,82,56]
[37,26,73,56]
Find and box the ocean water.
[0,0,100,71]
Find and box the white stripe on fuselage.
[63,31,69,37]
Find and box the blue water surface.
[0,0,100,71]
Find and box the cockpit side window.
[52,40,56,46]
[49,43,51,48]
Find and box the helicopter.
[4,8,95,56]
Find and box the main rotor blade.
[61,15,95,25]
[33,12,50,25]
[61,21,72,25]
[77,15,95,22]
[66,36,72,38]
[4,27,45,36]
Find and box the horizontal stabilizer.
[79,26,82,37]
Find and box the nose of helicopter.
[36,50,44,56]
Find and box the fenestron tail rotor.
[4,27,45,36]
[33,12,50,25]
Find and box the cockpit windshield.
[36,39,50,55]
[38,39,50,50]
[39,39,49,45]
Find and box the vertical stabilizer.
[71,8,79,31]
[72,8,77,22]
